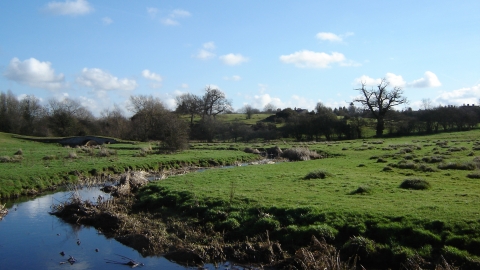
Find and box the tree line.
[1,82,480,149]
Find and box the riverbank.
[0,132,261,199]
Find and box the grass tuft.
[400,178,431,190]
[304,169,333,180]
[282,147,321,161]
[349,186,372,195]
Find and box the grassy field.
[0,132,259,198]
[137,130,480,268]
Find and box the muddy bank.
[50,171,467,269]
[0,203,7,220]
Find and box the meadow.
[0,132,259,198]
[136,130,480,268]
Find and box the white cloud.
[180,83,189,89]
[102,17,113,25]
[142,69,162,89]
[219,53,249,66]
[142,69,162,82]
[434,84,480,106]
[224,75,241,81]
[408,71,441,88]
[355,71,441,89]
[161,9,191,26]
[76,68,137,94]
[316,32,354,42]
[280,50,348,68]
[195,42,216,60]
[354,73,406,88]
[246,92,316,111]
[43,0,93,16]
[316,32,342,42]
[4,57,66,91]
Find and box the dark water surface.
[0,189,240,270]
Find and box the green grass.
[0,132,259,198]
[136,129,480,267]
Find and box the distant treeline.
[1,89,479,148]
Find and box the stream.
[0,188,243,270]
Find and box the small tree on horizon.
[353,79,407,137]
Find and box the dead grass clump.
[14,149,23,155]
[448,147,467,152]
[377,158,388,163]
[282,147,321,161]
[349,186,372,195]
[244,147,255,153]
[394,161,418,170]
[42,155,58,160]
[0,203,8,220]
[417,164,438,172]
[66,151,78,159]
[304,170,333,180]
[438,162,476,171]
[400,178,431,190]
[383,166,393,171]
[422,156,444,163]
[0,156,12,163]
[467,171,480,179]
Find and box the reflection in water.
[0,188,238,270]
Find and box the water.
[0,189,242,270]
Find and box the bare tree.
[353,79,407,137]
[421,98,433,110]
[202,86,232,119]
[263,103,276,113]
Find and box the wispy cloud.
[224,75,241,81]
[43,0,93,16]
[102,17,113,25]
[161,9,191,26]
[195,42,216,60]
[316,32,354,42]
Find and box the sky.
[1,0,480,116]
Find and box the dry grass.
[282,147,321,161]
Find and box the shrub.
[400,178,431,190]
[304,170,333,180]
[281,147,321,161]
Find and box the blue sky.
[1,0,480,116]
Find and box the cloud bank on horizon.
[1,0,479,115]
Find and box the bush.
[281,147,321,161]
[304,170,333,180]
[400,178,431,190]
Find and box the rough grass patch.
[14,149,23,155]
[349,186,372,195]
[304,170,333,180]
[467,171,480,179]
[400,178,431,190]
[282,147,320,161]
[66,151,78,159]
[438,162,477,170]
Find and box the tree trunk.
[376,117,385,137]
